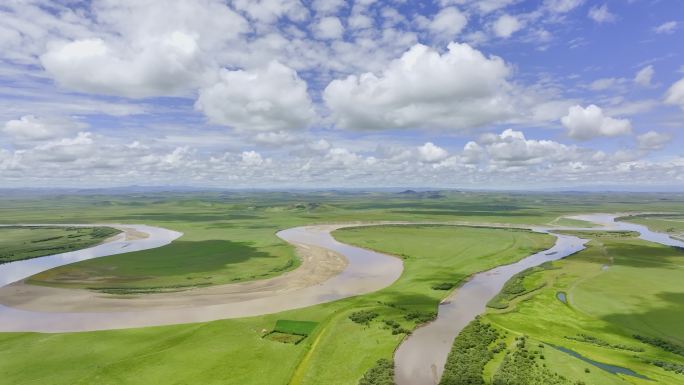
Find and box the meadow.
[619,213,684,240]
[0,190,683,384]
[469,230,684,385]
[0,225,119,264]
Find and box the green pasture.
[0,226,119,264]
[0,221,552,385]
[0,191,683,384]
[478,230,684,384]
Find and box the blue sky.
[0,0,682,189]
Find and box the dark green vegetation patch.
[273,320,318,336]
[487,262,555,309]
[349,310,379,325]
[358,359,394,385]
[439,318,501,385]
[0,226,120,264]
[264,320,318,345]
[431,282,455,290]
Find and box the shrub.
[349,310,379,325]
[358,359,394,385]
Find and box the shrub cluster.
[404,311,436,324]
[358,358,394,385]
[493,337,573,385]
[634,335,684,356]
[439,318,499,385]
[645,359,684,374]
[431,282,455,290]
[565,334,644,352]
[349,310,379,325]
[383,319,410,335]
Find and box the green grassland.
[0,226,120,264]
[464,230,684,385]
[619,213,684,240]
[274,320,319,336]
[0,222,553,385]
[0,191,683,384]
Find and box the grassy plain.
[620,213,684,240]
[0,191,683,384]
[0,216,552,385]
[477,231,684,384]
[0,226,119,264]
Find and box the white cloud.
[323,42,514,131]
[33,132,96,163]
[474,129,581,167]
[311,0,346,15]
[590,77,624,91]
[233,0,308,23]
[418,142,449,163]
[637,131,671,151]
[664,77,684,110]
[654,21,677,34]
[241,150,267,166]
[195,61,315,132]
[41,34,207,98]
[254,131,298,145]
[39,0,248,98]
[588,4,616,24]
[492,14,523,38]
[3,115,86,143]
[429,7,468,39]
[634,65,654,87]
[314,16,344,39]
[561,105,632,140]
[543,0,584,13]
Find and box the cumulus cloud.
[195,61,316,132]
[254,131,299,145]
[637,131,671,151]
[664,78,684,110]
[588,4,616,24]
[323,42,514,131]
[634,65,654,87]
[39,0,247,98]
[3,115,86,143]
[418,142,449,163]
[313,16,344,39]
[561,105,632,140]
[241,150,268,166]
[41,34,207,98]
[654,21,677,34]
[32,132,96,163]
[476,129,579,166]
[428,7,468,39]
[492,14,523,38]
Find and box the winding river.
[0,214,681,384]
[394,213,684,385]
[0,224,402,332]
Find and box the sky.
[0,0,683,190]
